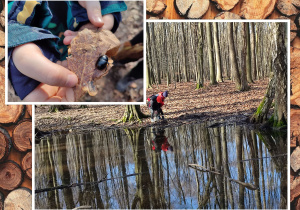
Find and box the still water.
[35,122,287,209]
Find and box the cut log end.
[147,0,167,15]
[277,0,299,16]
[215,12,241,19]
[13,120,32,152]
[174,0,209,19]
[0,161,23,191]
[21,152,32,179]
[0,127,12,162]
[4,188,32,210]
[211,0,239,11]
[240,0,277,19]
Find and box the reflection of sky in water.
[35,123,286,209]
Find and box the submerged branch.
[188,164,258,191]
[35,173,142,193]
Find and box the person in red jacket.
[147,91,168,122]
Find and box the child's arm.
[11,43,77,102]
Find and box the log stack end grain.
[4,188,32,210]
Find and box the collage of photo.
[0,0,298,209]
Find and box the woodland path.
[36,79,268,132]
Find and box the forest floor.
[36,79,269,133]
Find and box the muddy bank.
[36,80,270,133]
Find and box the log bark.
[277,0,299,16]
[211,0,239,11]
[215,12,241,19]
[26,105,32,117]
[0,127,12,162]
[174,0,209,19]
[0,161,23,191]
[4,188,32,210]
[240,0,276,19]
[12,120,32,152]
[147,0,167,15]
[21,152,32,179]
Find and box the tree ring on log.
[277,0,299,17]
[146,0,167,15]
[12,120,32,152]
[211,0,239,11]
[215,12,241,19]
[4,187,31,210]
[240,0,276,19]
[174,0,210,19]
[0,160,23,191]
[0,127,12,162]
[21,152,32,179]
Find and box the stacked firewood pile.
[0,104,32,209]
[289,1,300,209]
[0,0,32,208]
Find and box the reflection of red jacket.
[152,137,169,151]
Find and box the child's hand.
[12,43,78,102]
[63,1,115,45]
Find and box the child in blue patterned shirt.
[8,1,127,102]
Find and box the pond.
[35,122,287,209]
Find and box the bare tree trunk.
[121,105,147,122]
[240,23,250,91]
[206,23,217,85]
[250,23,257,81]
[272,22,287,127]
[213,22,223,82]
[227,23,241,90]
[246,23,253,83]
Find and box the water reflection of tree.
[35,123,286,209]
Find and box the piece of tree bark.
[277,0,299,16]
[0,161,23,191]
[4,188,32,210]
[26,105,32,117]
[12,120,32,152]
[211,0,239,11]
[174,0,209,19]
[0,68,24,124]
[21,152,32,179]
[240,0,277,19]
[0,127,12,162]
[215,12,241,19]
[146,0,167,15]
